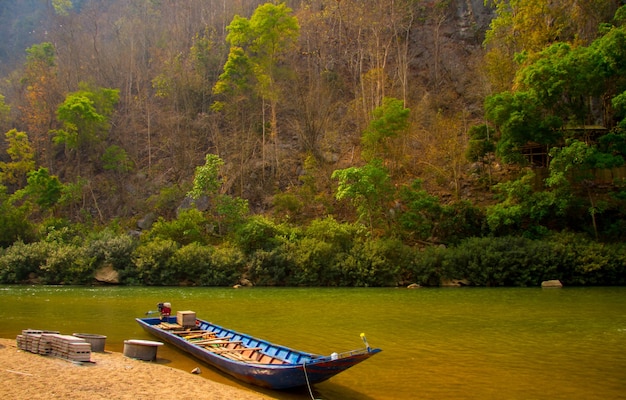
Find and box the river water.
[0,286,624,399]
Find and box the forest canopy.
[0,1,625,287]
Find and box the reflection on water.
[1,286,625,399]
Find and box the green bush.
[169,242,243,285]
[147,209,211,245]
[85,230,137,272]
[410,246,446,286]
[0,241,51,283]
[234,216,296,254]
[549,232,626,285]
[132,238,180,285]
[40,243,89,284]
[246,248,294,286]
[334,238,405,287]
[446,236,559,286]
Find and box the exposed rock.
[137,212,156,230]
[191,367,201,374]
[407,283,421,289]
[240,278,253,287]
[541,280,563,288]
[177,195,210,217]
[95,264,120,284]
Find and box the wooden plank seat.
[207,347,263,353]
[181,332,218,340]
[193,339,238,345]
[173,330,212,336]
[159,322,183,330]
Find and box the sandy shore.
[0,338,275,399]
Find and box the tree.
[361,97,410,166]
[51,85,119,175]
[0,129,36,188]
[332,160,394,235]
[20,42,60,168]
[483,0,619,92]
[485,7,626,164]
[188,154,224,200]
[187,154,249,236]
[215,2,300,178]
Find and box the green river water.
[0,286,625,400]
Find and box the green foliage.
[0,241,51,283]
[272,192,304,221]
[52,0,73,16]
[486,10,626,164]
[215,2,299,106]
[0,185,34,247]
[51,85,119,157]
[466,124,496,162]
[25,42,55,68]
[22,168,64,210]
[0,129,35,187]
[188,154,224,200]
[486,171,564,236]
[304,217,365,253]
[213,194,249,236]
[397,179,443,242]
[485,90,562,163]
[147,185,187,217]
[102,145,133,172]
[332,160,394,233]
[173,242,244,286]
[234,215,294,254]
[361,97,409,161]
[132,238,180,285]
[443,236,559,287]
[338,238,406,287]
[41,243,90,284]
[0,94,10,128]
[147,208,211,246]
[549,232,626,285]
[436,201,486,245]
[84,229,137,272]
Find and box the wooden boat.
[136,314,381,390]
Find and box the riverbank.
[0,338,274,399]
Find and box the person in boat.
[157,302,171,321]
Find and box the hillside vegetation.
[0,0,625,287]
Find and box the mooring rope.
[302,361,321,400]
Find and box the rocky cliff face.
[408,0,495,114]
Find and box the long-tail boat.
[136,312,381,390]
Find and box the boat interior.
[157,322,287,364]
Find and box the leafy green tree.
[101,145,133,173]
[0,129,36,188]
[361,97,410,164]
[0,185,34,247]
[22,167,64,210]
[51,85,119,173]
[546,140,624,238]
[332,160,394,235]
[215,2,300,176]
[486,9,626,164]
[52,0,73,16]
[0,94,10,131]
[483,0,618,91]
[187,154,249,236]
[188,154,224,200]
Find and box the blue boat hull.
[136,316,381,390]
